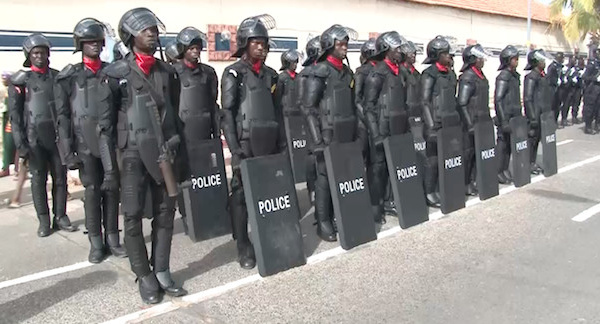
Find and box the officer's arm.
[7,83,27,150]
[523,76,536,123]
[354,70,367,124]
[209,68,221,139]
[97,75,119,173]
[54,69,74,156]
[456,77,474,129]
[494,78,509,125]
[164,69,181,144]
[302,73,325,145]
[363,71,383,139]
[272,74,287,153]
[220,68,242,154]
[420,73,435,129]
[274,74,285,114]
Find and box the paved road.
[1,125,599,324]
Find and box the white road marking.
[0,261,92,290]
[557,139,574,146]
[572,203,600,222]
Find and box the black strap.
[127,60,166,145]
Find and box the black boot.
[465,182,478,196]
[155,269,187,297]
[530,163,542,175]
[53,215,77,232]
[105,233,127,258]
[573,117,581,124]
[584,126,594,134]
[236,241,256,270]
[426,192,441,208]
[497,172,510,185]
[308,190,315,206]
[88,235,106,264]
[37,214,52,237]
[137,273,162,304]
[383,200,397,217]
[373,205,386,225]
[595,122,600,133]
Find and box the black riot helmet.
[302,36,321,66]
[360,38,377,64]
[460,44,491,72]
[73,18,105,53]
[165,40,183,63]
[176,26,207,54]
[22,33,51,67]
[318,24,358,61]
[399,40,417,63]
[118,7,165,48]
[280,49,300,71]
[374,31,405,60]
[422,35,451,64]
[498,45,519,71]
[525,49,553,70]
[232,14,276,58]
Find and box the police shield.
[409,117,427,176]
[540,111,557,177]
[437,126,466,214]
[284,114,312,183]
[474,119,499,200]
[509,116,531,187]
[181,139,231,242]
[324,141,377,250]
[241,153,306,277]
[383,134,428,229]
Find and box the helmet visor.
[470,45,492,60]
[121,11,166,38]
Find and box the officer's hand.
[467,123,475,135]
[501,123,511,133]
[312,143,326,155]
[166,135,181,151]
[528,128,537,137]
[530,120,539,129]
[425,128,437,141]
[373,136,385,147]
[231,151,245,170]
[18,146,30,159]
[101,171,119,192]
[65,153,82,170]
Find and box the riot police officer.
[276,50,300,116]
[98,7,186,303]
[494,45,522,184]
[582,48,600,134]
[165,40,183,65]
[524,49,553,175]
[173,26,219,234]
[9,33,76,237]
[220,15,284,269]
[399,41,421,119]
[571,56,586,124]
[420,36,457,207]
[302,24,358,241]
[363,31,407,223]
[558,55,575,127]
[55,18,126,263]
[457,44,491,196]
[354,38,376,161]
[547,52,564,123]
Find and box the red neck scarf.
[287,70,296,79]
[540,69,546,77]
[30,65,48,74]
[403,62,415,73]
[327,55,344,71]
[471,66,484,79]
[134,52,156,75]
[435,62,448,73]
[83,56,101,74]
[184,59,198,70]
[384,58,399,76]
[369,60,377,67]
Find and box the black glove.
[166,135,181,151]
[18,145,30,159]
[372,135,385,147]
[101,171,119,192]
[65,153,82,170]
[501,123,511,134]
[425,127,437,142]
[231,150,245,170]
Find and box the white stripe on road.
[0,261,92,290]
[557,139,574,146]
[572,203,600,222]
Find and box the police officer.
[165,40,183,65]
[54,18,126,262]
[363,31,407,223]
[558,56,576,127]
[98,7,186,303]
[276,50,299,116]
[173,26,219,234]
[582,48,600,134]
[220,15,284,269]
[354,38,376,161]
[547,52,564,124]
[420,36,457,207]
[494,45,522,184]
[9,33,76,237]
[524,49,553,175]
[457,44,491,196]
[570,56,586,124]
[399,41,421,119]
[303,24,358,241]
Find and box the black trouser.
[120,149,176,277]
[305,152,316,194]
[29,143,67,224]
[367,141,387,215]
[79,153,119,237]
[314,153,334,225]
[559,85,573,120]
[551,87,561,121]
[583,89,600,129]
[571,88,582,119]
[528,121,541,165]
[496,129,511,174]
[424,127,440,195]
[463,128,475,186]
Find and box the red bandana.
[252,60,262,74]
[540,70,546,77]
[184,59,198,70]
[384,58,399,76]
[287,70,296,79]
[83,56,101,74]
[471,66,484,79]
[327,55,343,71]
[30,65,48,74]
[402,62,415,73]
[435,62,448,73]
[370,61,377,67]
[134,52,156,75]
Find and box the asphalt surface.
[0,124,599,324]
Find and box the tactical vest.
[466,74,490,123]
[378,71,407,136]
[71,71,101,157]
[319,68,356,143]
[25,72,56,149]
[404,68,422,117]
[282,76,299,115]
[179,68,214,141]
[535,75,553,115]
[499,71,522,116]
[431,71,457,123]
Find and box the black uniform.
[582,58,600,133]
[570,64,585,121]
[547,60,563,122]
[524,68,552,172]
[400,62,422,119]
[297,66,317,202]
[354,61,376,158]
[494,69,522,181]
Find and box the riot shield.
[324,141,377,250]
[473,119,499,200]
[181,139,231,242]
[383,134,429,229]
[409,117,427,178]
[509,116,531,187]
[437,126,466,214]
[284,114,312,183]
[240,153,306,277]
[540,111,557,177]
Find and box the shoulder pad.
[224,66,241,79]
[56,64,77,81]
[103,60,130,78]
[155,60,175,74]
[311,63,329,78]
[497,70,511,81]
[200,63,216,75]
[421,66,436,77]
[10,70,28,85]
[173,62,185,75]
[460,69,476,81]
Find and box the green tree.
[550,0,600,41]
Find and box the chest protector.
[467,77,490,123]
[504,74,522,116]
[71,72,102,157]
[319,69,356,143]
[25,73,56,149]
[179,69,214,141]
[238,69,278,156]
[405,70,422,117]
[379,71,407,136]
[535,76,553,115]
[282,77,299,115]
[432,72,458,123]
